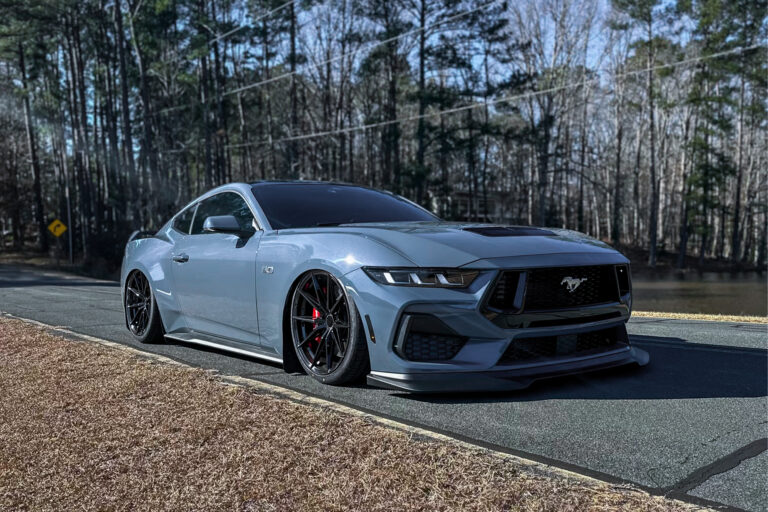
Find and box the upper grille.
[524,265,619,310]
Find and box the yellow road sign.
[47,219,67,237]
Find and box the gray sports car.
[121,181,648,392]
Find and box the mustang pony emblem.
[561,276,587,293]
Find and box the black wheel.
[290,270,368,385]
[124,270,164,344]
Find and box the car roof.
[250,180,373,189]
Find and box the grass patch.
[0,317,698,511]
[633,311,767,324]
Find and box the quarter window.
[172,205,196,234]
[190,192,254,235]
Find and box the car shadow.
[0,266,118,288]
[161,336,374,390]
[394,335,768,403]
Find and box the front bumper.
[344,255,647,393]
[367,345,649,393]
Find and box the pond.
[631,272,767,316]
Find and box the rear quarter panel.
[121,228,185,333]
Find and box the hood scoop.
[462,226,555,237]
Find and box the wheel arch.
[121,238,179,333]
[281,272,305,374]
[280,267,371,376]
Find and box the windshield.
[250,183,438,230]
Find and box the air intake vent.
[486,271,523,313]
[616,265,631,296]
[395,314,467,362]
[463,226,555,237]
[498,325,629,365]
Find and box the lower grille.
[497,325,628,365]
[526,311,622,328]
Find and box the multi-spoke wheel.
[290,270,368,385]
[124,270,164,344]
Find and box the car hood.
[322,222,625,268]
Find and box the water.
[632,272,767,316]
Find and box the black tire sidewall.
[291,272,368,385]
[125,271,163,344]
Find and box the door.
[171,191,262,344]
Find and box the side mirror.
[203,215,254,236]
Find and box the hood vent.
[463,226,555,237]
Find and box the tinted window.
[191,192,254,235]
[250,183,437,229]
[173,205,196,234]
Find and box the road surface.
[1,264,765,511]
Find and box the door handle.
[172,253,189,263]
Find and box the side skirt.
[164,332,283,365]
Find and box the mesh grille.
[402,332,466,361]
[524,266,618,310]
[497,326,627,365]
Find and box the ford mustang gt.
[121,181,649,392]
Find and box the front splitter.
[367,347,650,393]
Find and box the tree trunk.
[612,123,623,246]
[128,2,157,226]
[646,21,658,267]
[114,0,139,225]
[18,42,49,252]
[415,0,427,203]
[731,78,745,264]
[388,44,401,194]
[289,0,299,178]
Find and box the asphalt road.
[1,264,766,511]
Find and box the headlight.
[363,267,480,288]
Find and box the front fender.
[254,231,414,355]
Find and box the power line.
[151,0,303,117]
[225,0,499,97]
[208,0,299,46]
[218,44,764,151]
[153,0,497,118]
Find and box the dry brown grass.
[633,310,768,324]
[0,318,697,512]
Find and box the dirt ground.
[0,317,700,511]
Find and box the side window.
[172,205,196,234]
[190,192,254,235]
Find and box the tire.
[289,270,369,385]
[124,270,164,344]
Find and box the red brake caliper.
[312,308,322,343]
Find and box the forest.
[0,0,765,272]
